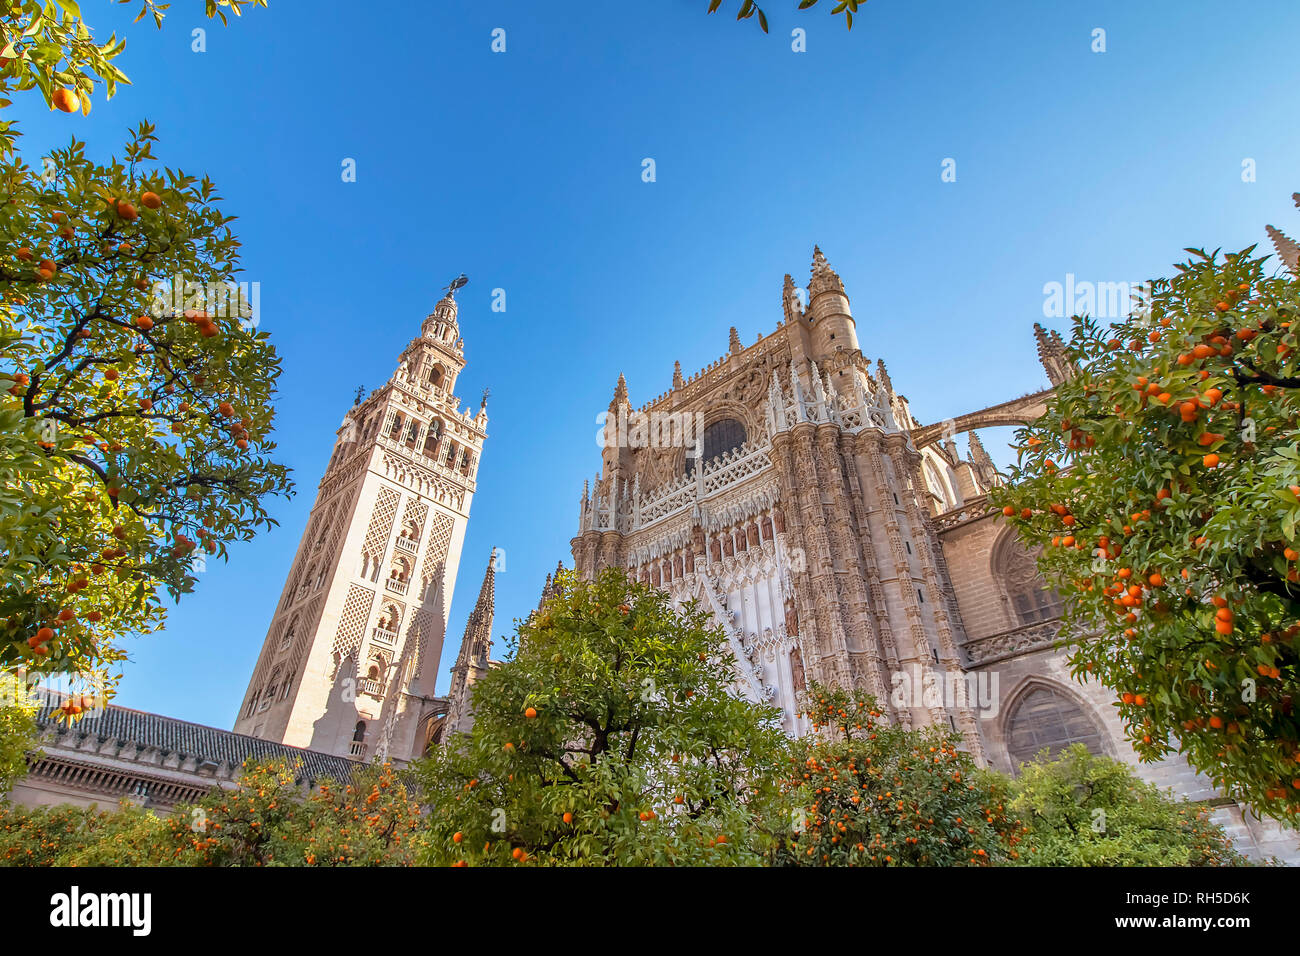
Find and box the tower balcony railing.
[384,577,409,596]
[349,741,366,758]
[371,626,398,647]
[374,435,477,490]
[359,679,383,697]
[394,535,417,554]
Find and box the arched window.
[685,418,747,475]
[924,459,955,511]
[993,533,1063,626]
[428,364,444,388]
[1005,686,1105,768]
[278,622,296,653]
[353,721,366,742]
[367,664,380,680]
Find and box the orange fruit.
[52,88,79,113]
[141,191,162,210]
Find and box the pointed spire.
[876,359,893,395]
[782,273,803,324]
[444,549,497,737]
[728,326,742,355]
[1267,224,1300,274]
[809,244,844,299]
[789,359,807,423]
[810,360,828,407]
[673,361,684,390]
[458,549,497,666]
[610,372,629,410]
[1034,322,1076,386]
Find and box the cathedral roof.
[32,692,357,784]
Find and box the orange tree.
[166,759,424,867]
[0,799,170,866]
[768,683,1022,866]
[990,238,1300,820]
[0,672,37,794]
[0,124,291,696]
[997,744,1248,867]
[0,3,285,701]
[0,759,424,866]
[417,568,789,866]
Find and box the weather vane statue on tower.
[442,273,469,299]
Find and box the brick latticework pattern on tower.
[331,584,376,661]
[408,510,455,679]
[362,488,401,560]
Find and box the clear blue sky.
[10,0,1300,729]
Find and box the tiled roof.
[33,692,357,784]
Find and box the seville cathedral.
[11,252,1298,862]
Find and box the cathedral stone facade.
[570,248,1300,862]
[232,290,488,765]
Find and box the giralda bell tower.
[233,284,488,765]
